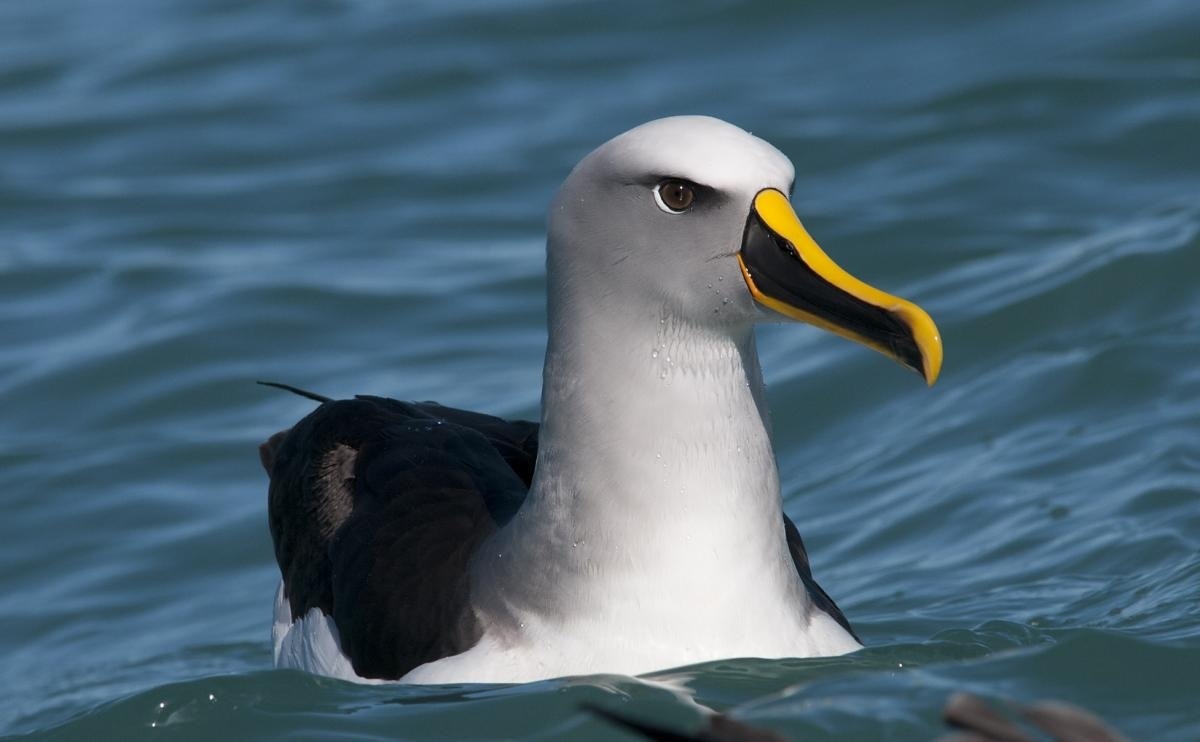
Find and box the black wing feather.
[783,515,859,641]
[262,396,536,679]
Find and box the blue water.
[2,1,1198,739]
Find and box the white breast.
[273,578,859,685]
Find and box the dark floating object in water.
[942,692,1130,742]
[585,693,1130,742]
[582,702,787,742]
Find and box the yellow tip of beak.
[892,303,942,386]
[743,189,944,386]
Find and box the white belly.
[404,593,861,684]
[271,581,861,684]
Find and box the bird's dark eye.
[654,179,696,213]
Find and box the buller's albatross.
[259,115,942,684]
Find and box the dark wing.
[783,515,858,641]
[261,394,537,680]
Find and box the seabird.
[259,116,943,684]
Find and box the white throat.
[517,302,790,591]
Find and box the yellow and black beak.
[737,188,943,385]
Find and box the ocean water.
[2,0,1198,739]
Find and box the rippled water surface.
[3,1,1199,739]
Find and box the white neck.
[522,302,788,584]
[458,295,846,679]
